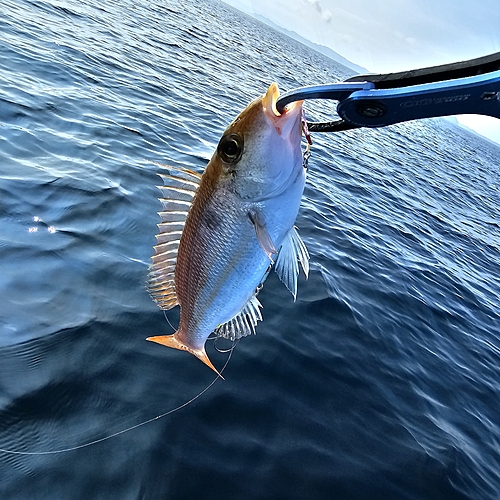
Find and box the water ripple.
[0,0,499,498]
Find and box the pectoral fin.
[249,210,277,260]
[274,226,310,300]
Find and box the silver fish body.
[147,83,309,373]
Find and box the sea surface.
[0,0,499,499]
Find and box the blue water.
[1,0,499,498]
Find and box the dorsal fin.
[213,294,263,341]
[147,165,201,310]
[274,226,309,301]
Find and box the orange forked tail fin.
[146,334,223,379]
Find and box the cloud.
[303,0,332,23]
[305,0,322,14]
[322,9,332,23]
[226,0,500,73]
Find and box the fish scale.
[147,83,309,374]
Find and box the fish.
[147,82,309,375]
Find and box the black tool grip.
[346,52,500,89]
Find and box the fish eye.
[218,133,243,164]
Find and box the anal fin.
[214,294,263,341]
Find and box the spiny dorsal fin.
[147,165,201,310]
[213,294,263,341]
[274,226,309,301]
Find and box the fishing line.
[162,309,178,332]
[214,337,240,353]
[0,347,234,456]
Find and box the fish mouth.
[262,83,303,138]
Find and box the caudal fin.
[146,334,223,378]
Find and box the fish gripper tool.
[276,51,500,132]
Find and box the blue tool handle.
[338,71,500,128]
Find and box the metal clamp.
[276,52,500,132]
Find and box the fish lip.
[262,83,303,135]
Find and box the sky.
[222,0,500,144]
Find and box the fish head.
[210,83,304,200]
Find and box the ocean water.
[0,0,499,498]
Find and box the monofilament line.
[0,349,232,456]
